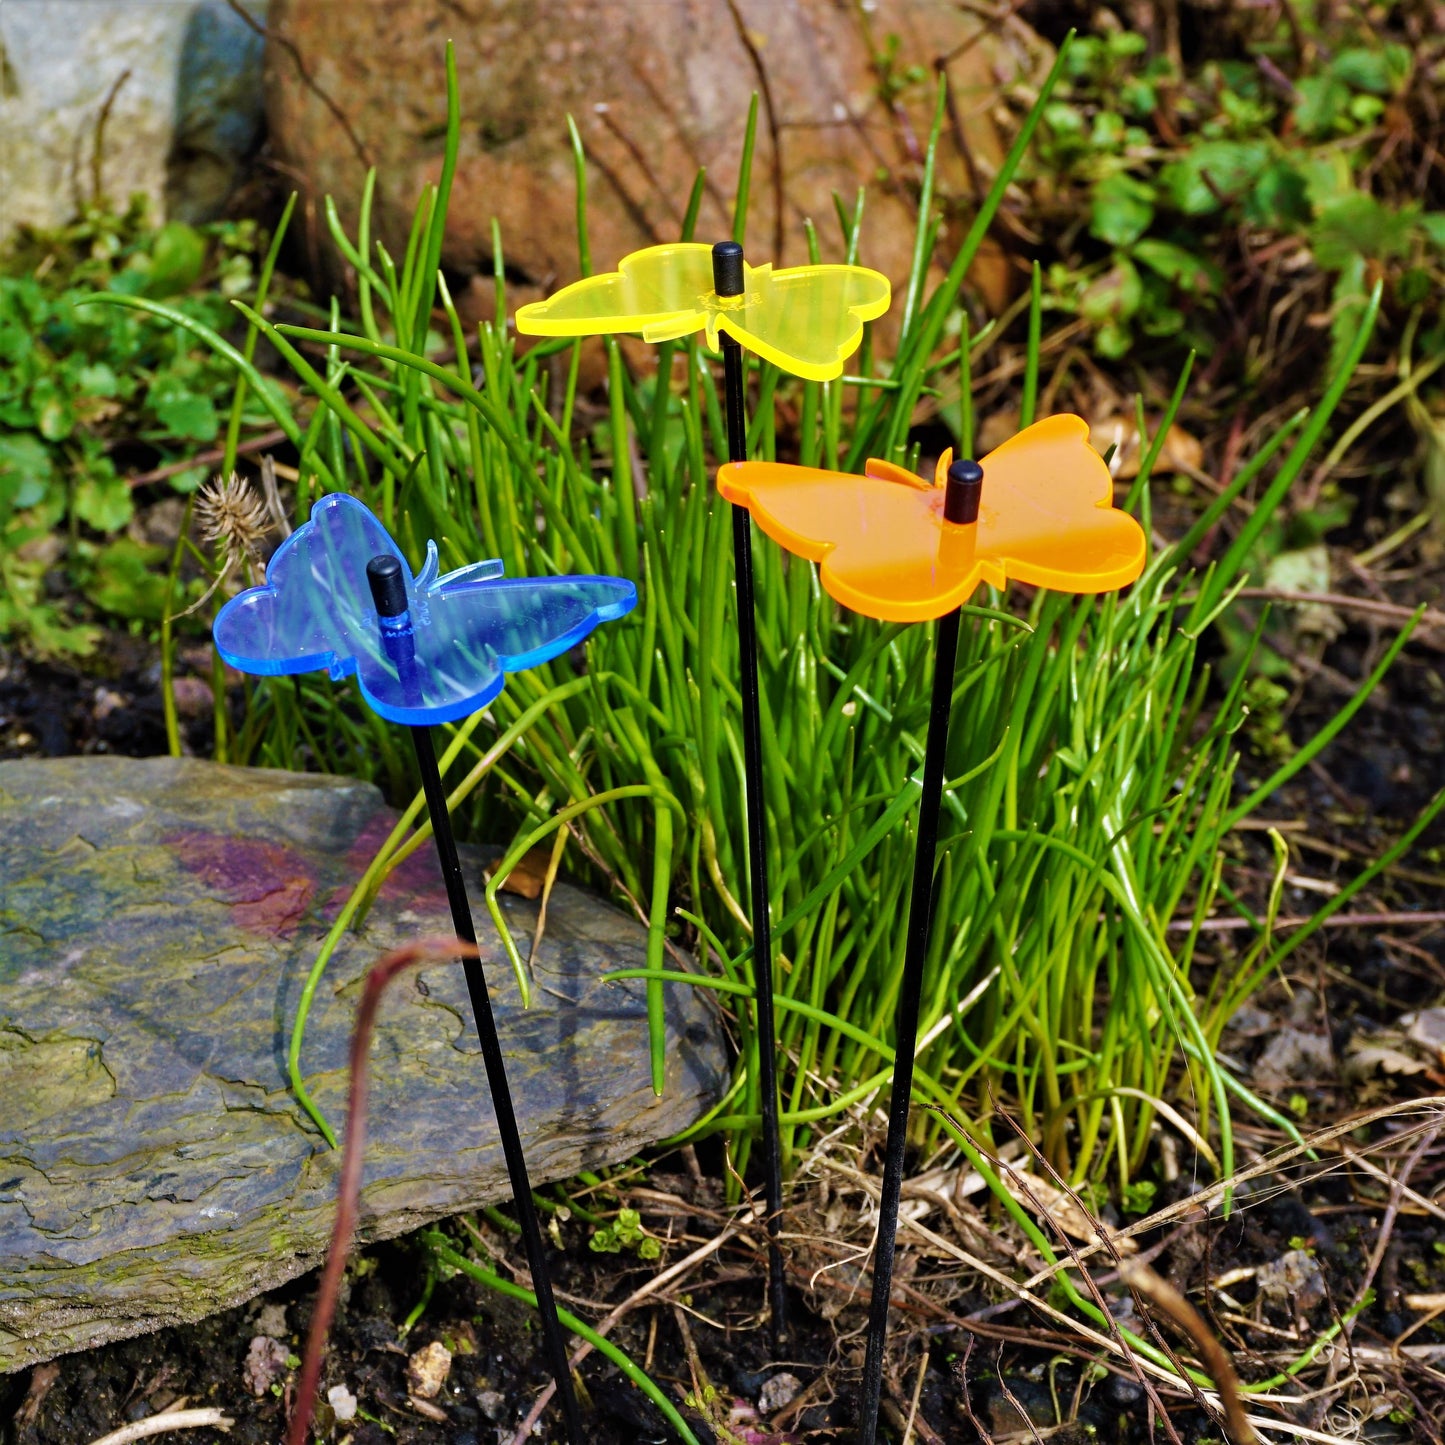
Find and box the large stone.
[0,757,726,1371]
[262,0,1043,321]
[0,2,267,239]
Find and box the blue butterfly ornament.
[213,494,636,725]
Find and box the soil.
[0,639,216,762]
[3,1093,1443,1445]
[0,1177,1322,1445]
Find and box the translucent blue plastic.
[213,493,637,725]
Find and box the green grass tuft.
[87,39,1428,1208]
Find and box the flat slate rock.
[0,757,727,1371]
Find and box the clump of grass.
[85,40,1442,1208]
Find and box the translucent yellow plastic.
[513,243,891,382]
[718,415,1147,622]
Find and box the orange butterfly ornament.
[718,415,1147,622]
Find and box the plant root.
[83,1408,234,1445]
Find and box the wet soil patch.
[0,639,214,762]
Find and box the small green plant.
[1028,16,1445,370]
[0,199,269,654]
[1120,1178,1157,1216]
[1240,676,1296,763]
[588,1207,661,1260]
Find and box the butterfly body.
[514,243,891,382]
[214,493,636,725]
[718,415,1147,622]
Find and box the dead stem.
[671,1304,709,1413]
[992,1354,1046,1444]
[1118,1258,1263,1445]
[884,1348,945,1445]
[288,938,479,1445]
[1024,1099,1445,1285]
[508,1224,742,1444]
[1348,1124,1442,1321]
[986,1137,1190,1445]
[83,1409,233,1445]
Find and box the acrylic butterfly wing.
[392,572,637,726]
[718,417,1147,622]
[718,458,989,623]
[214,492,405,678]
[973,415,1145,593]
[514,244,716,342]
[712,262,892,381]
[212,492,505,721]
[214,493,638,726]
[513,244,892,380]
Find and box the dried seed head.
[178,472,275,618]
[195,472,270,563]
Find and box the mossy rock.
[0,757,726,1371]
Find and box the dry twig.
[288,938,480,1445]
[508,1223,740,1444]
[1348,1124,1442,1321]
[1119,1258,1262,1445]
[1024,1099,1445,1285]
[83,1409,233,1445]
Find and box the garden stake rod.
[366,555,586,1445]
[715,414,1144,1443]
[514,235,891,1353]
[854,460,978,1445]
[713,238,789,1350]
[210,492,633,1440]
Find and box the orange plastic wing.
[717,415,1146,622]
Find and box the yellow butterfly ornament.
[515,237,891,1354]
[515,242,891,381]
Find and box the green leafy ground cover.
[0,203,277,656]
[1019,5,1445,377]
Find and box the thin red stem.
[288,937,478,1445]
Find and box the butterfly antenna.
[713,239,789,1352]
[364,556,588,1445]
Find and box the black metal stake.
[856,460,982,1445]
[366,557,585,1445]
[713,239,788,1349]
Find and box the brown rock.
[262,0,1044,325]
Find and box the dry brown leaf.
[1345,1009,1445,1083]
[1406,1008,1445,1061]
[485,846,550,900]
[999,1166,1137,1253]
[1088,415,1204,479]
[1344,1034,1431,1080]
